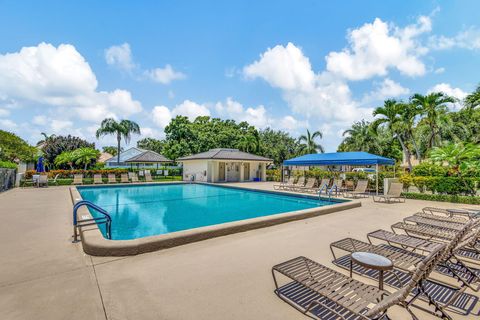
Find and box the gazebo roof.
[125,150,172,163]
[283,152,395,166]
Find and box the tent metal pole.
[376,163,379,195]
[393,161,396,178]
[281,164,284,182]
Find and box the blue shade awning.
[283,152,395,166]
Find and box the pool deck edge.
[70,184,361,256]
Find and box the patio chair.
[50,173,60,186]
[344,179,355,191]
[120,173,129,183]
[423,206,480,220]
[130,172,139,183]
[284,176,305,191]
[72,174,83,185]
[330,178,344,193]
[38,175,48,187]
[391,222,459,242]
[272,244,446,320]
[413,211,469,224]
[108,174,117,183]
[373,182,405,203]
[93,174,103,184]
[403,215,466,231]
[294,177,316,193]
[343,179,369,198]
[273,177,295,190]
[145,171,153,182]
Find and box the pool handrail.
[73,200,112,242]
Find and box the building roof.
[283,152,395,166]
[98,152,113,163]
[178,148,272,162]
[105,147,146,163]
[125,150,172,163]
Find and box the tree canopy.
[41,134,95,167]
[0,130,37,162]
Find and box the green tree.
[411,92,455,148]
[102,146,122,156]
[464,85,480,111]
[238,134,258,153]
[340,120,380,153]
[0,130,36,162]
[41,135,94,166]
[54,151,76,169]
[137,138,165,154]
[258,128,303,165]
[298,129,324,154]
[429,143,480,173]
[36,132,56,147]
[96,118,141,163]
[72,147,100,170]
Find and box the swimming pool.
[77,183,345,240]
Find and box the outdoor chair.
[145,171,153,182]
[413,211,469,224]
[130,172,139,183]
[329,178,344,195]
[93,174,103,184]
[373,182,405,203]
[107,174,117,183]
[273,177,294,190]
[343,179,369,198]
[423,206,480,220]
[284,176,304,191]
[120,173,129,183]
[272,244,447,320]
[294,177,316,193]
[72,174,83,185]
[38,174,48,187]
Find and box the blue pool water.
[77,183,343,240]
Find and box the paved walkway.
[1,183,479,319]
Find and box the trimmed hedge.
[399,174,478,195]
[0,160,17,169]
[402,192,480,205]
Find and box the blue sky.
[1,0,480,151]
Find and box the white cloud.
[146,65,186,84]
[151,105,172,128]
[32,115,47,125]
[428,83,467,101]
[243,42,315,91]
[105,43,135,71]
[325,16,431,80]
[434,67,445,74]
[140,127,162,139]
[429,27,480,50]
[0,108,10,117]
[172,100,210,120]
[215,98,269,128]
[0,119,17,129]
[362,78,410,103]
[51,119,73,132]
[0,42,142,123]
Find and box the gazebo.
[125,150,172,169]
[283,152,395,194]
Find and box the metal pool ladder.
[72,200,112,242]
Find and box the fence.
[0,168,16,192]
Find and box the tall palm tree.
[464,85,480,111]
[397,102,422,161]
[73,147,100,170]
[36,132,56,147]
[371,99,413,170]
[341,120,380,153]
[299,129,324,154]
[96,118,141,163]
[238,134,258,153]
[411,92,454,148]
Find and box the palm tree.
[238,135,258,153]
[36,132,56,147]
[54,151,75,169]
[371,99,413,170]
[341,120,380,153]
[464,85,480,111]
[73,147,100,170]
[299,129,324,154]
[96,118,141,163]
[429,142,480,171]
[397,102,422,161]
[411,92,454,148]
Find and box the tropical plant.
[341,120,380,153]
[429,142,480,174]
[0,130,37,162]
[464,85,480,111]
[411,92,455,148]
[41,134,95,166]
[54,151,76,169]
[96,118,141,163]
[36,132,56,146]
[238,134,258,153]
[137,138,164,154]
[298,129,324,154]
[102,146,122,156]
[72,147,100,170]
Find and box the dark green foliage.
[102,146,122,156]
[411,162,448,176]
[41,135,94,167]
[137,138,165,154]
[402,192,480,205]
[0,130,36,162]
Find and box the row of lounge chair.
[73,171,154,185]
[272,206,480,319]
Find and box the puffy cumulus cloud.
[0,42,142,123]
[172,100,210,120]
[140,127,163,138]
[326,16,431,80]
[215,98,269,128]
[429,27,480,50]
[0,108,10,117]
[152,105,172,128]
[51,119,73,133]
[0,119,17,129]
[32,115,47,125]
[243,42,315,91]
[428,83,467,100]
[105,43,135,71]
[362,78,410,104]
[145,64,186,84]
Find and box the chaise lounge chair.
[130,172,139,183]
[343,179,369,198]
[72,174,83,185]
[294,177,316,193]
[285,176,305,191]
[108,174,117,183]
[272,244,447,320]
[120,173,129,183]
[93,174,103,184]
[273,177,295,190]
[145,171,153,182]
[373,182,405,203]
[38,175,48,187]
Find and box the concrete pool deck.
[1,182,480,319]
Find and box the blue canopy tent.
[283,152,395,194]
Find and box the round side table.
[350,251,393,290]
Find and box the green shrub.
[399,174,413,189]
[0,160,17,169]
[266,169,281,181]
[412,162,448,177]
[402,192,480,205]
